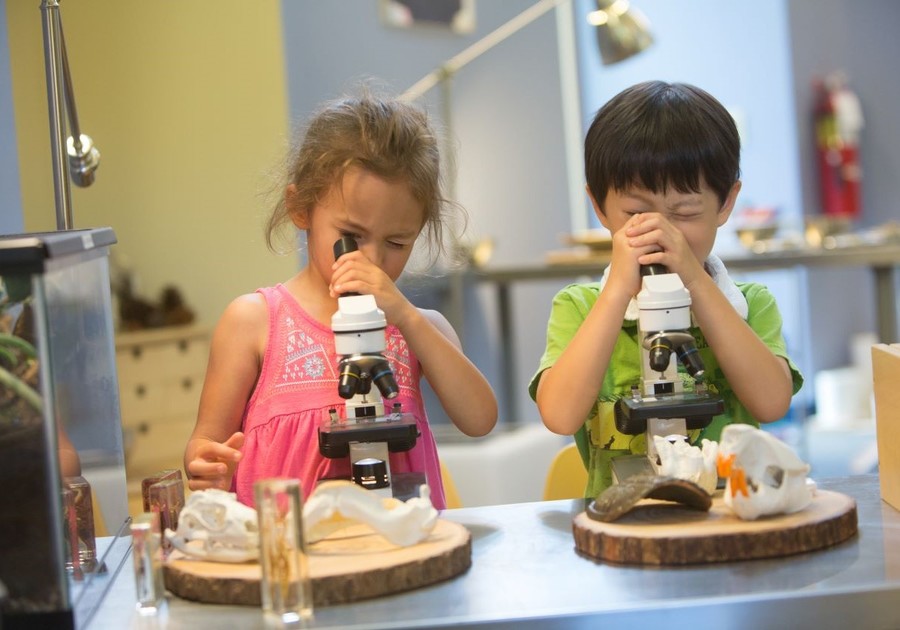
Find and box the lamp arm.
[41,0,73,230]
[59,25,83,151]
[40,0,101,231]
[401,0,568,102]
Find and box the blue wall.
[575,0,900,395]
[280,1,575,423]
[573,0,812,403]
[788,0,900,373]
[574,0,802,246]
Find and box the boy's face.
[591,180,740,264]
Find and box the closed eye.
[670,212,703,221]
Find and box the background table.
[462,242,900,424]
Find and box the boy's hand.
[186,431,244,491]
[606,213,665,298]
[623,213,706,288]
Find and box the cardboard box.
[872,343,900,511]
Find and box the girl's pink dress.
[233,284,446,509]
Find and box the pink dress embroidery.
[233,284,446,509]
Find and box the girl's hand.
[329,251,416,326]
[186,431,244,491]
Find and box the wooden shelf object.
[573,489,857,565]
[164,518,472,606]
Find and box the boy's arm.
[184,294,265,489]
[536,281,632,435]
[396,307,497,437]
[687,274,794,422]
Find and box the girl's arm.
[536,280,632,435]
[395,307,497,437]
[184,294,266,490]
[686,274,793,422]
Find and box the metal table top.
[83,475,900,629]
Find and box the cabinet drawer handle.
[181,377,193,390]
[135,384,146,397]
[138,422,150,435]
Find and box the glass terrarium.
[0,228,127,628]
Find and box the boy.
[529,81,803,498]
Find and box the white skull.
[653,435,719,495]
[304,480,437,547]
[717,424,815,520]
[164,489,260,562]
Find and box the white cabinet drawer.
[115,325,210,478]
[116,335,208,387]
[123,414,195,477]
[119,380,168,425]
[162,374,202,417]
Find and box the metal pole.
[40,0,74,230]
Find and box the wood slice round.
[573,489,857,565]
[164,518,471,606]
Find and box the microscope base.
[610,454,656,485]
[316,471,428,502]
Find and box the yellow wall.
[6,1,298,325]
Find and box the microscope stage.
[318,413,420,458]
[614,393,724,435]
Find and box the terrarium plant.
[0,274,43,426]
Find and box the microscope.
[611,264,724,482]
[317,237,421,498]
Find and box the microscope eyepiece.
[641,263,670,277]
[333,237,361,297]
[334,236,358,259]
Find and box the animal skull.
[653,434,719,495]
[303,480,437,547]
[165,489,260,563]
[716,424,815,520]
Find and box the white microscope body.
[331,291,398,420]
[318,237,419,498]
[613,264,723,480]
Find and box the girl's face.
[593,180,740,263]
[295,166,425,287]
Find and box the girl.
[184,90,498,509]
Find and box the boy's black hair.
[584,81,741,211]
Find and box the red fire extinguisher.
[814,73,864,219]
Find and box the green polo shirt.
[529,280,803,499]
